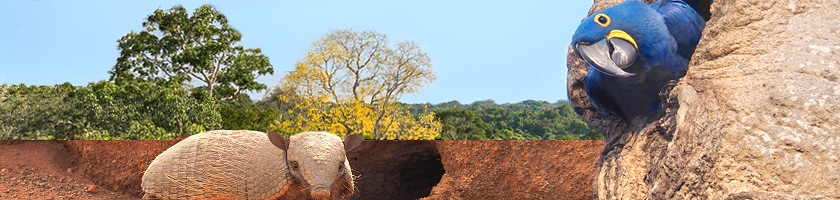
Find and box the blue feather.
[571,0,705,123]
[651,0,706,59]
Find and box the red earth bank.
[0,140,603,199]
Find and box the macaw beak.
[576,36,638,78]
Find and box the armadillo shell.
[142,130,290,200]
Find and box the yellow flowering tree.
[271,29,439,139]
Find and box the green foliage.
[67,80,220,139]
[255,86,298,111]
[78,121,175,140]
[559,135,580,140]
[2,5,284,140]
[110,5,273,99]
[217,103,280,132]
[0,83,75,139]
[190,85,254,104]
[434,109,491,140]
[1,81,220,140]
[3,79,598,141]
[253,86,302,138]
[579,130,605,140]
[419,100,602,140]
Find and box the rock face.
[568,0,840,199]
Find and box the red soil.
[0,140,603,199]
[0,141,138,199]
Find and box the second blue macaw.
[572,0,705,123]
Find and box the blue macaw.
[572,0,705,123]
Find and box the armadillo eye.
[338,163,343,170]
[291,161,299,170]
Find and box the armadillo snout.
[311,187,331,198]
[285,132,361,199]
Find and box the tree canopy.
[0,83,75,139]
[0,82,219,140]
[416,100,601,140]
[435,108,491,140]
[110,5,273,99]
[272,29,439,139]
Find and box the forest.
[0,82,599,140]
[411,100,601,140]
[0,5,600,140]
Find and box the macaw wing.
[652,0,706,60]
[680,0,711,21]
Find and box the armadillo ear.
[343,134,363,152]
[268,131,289,151]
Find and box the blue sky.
[0,1,592,104]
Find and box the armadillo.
[141,130,362,200]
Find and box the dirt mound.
[1,140,603,199]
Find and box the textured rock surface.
[568,0,840,199]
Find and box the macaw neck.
[637,34,680,69]
[619,50,687,85]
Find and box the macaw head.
[572,0,672,78]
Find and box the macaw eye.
[595,14,610,27]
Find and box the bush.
[66,80,221,139]
[218,103,280,132]
[0,81,221,140]
[0,83,75,139]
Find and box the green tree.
[67,81,220,139]
[470,99,496,109]
[435,109,491,140]
[1,81,218,140]
[217,104,280,132]
[416,100,600,140]
[110,5,273,100]
[579,130,605,140]
[0,83,76,139]
[255,86,299,111]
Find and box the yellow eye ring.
[594,14,610,27]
